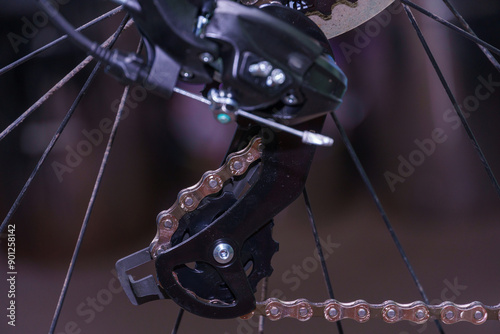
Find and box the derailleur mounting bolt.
[213,243,234,264]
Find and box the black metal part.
[171,191,278,303]
[116,248,168,305]
[202,1,347,123]
[284,0,358,17]
[155,118,322,319]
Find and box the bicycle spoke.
[0,19,134,143]
[258,276,269,334]
[171,309,185,334]
[400,2,500,199]
[48,33,140,334]
[48,83,131,333]
[399,0,500,58]
[0,6,123,77]
[440,0,500,72]
[303,188,343,334]
[329,111,445,334]
[0,15,130,235]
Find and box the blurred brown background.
[1,1,500,333]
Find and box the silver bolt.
[184,196,194,207]
[386,308,396,319]
[328,308,338,317]
[357,308,367,318]
[266,68,286,87]
[180,70,193,79]
[283,94,299,105]
[445,310,454,320]
[208,178,218,189]
[213,243,234,264]
[474,310,484,320]
[249,61,273,77]
[199,52,214,63]
[270,306,280,316]
[415,309,425,319]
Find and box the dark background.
[1,1,500,333]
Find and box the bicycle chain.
[149,136,263,258]
[147,135,497,326]
[242,298,500,325]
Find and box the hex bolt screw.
[445,310,454,320]
[249,61,273,77]
[266,68,286,87]
[386,308,396,319]
[213,243,234,264]
[199,52,214,63]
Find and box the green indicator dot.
[217,113,231,124]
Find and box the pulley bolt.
[199,52,214,63]
[445,310,454,320]
[357,308,367,318]
[270,306,280,316]
[328,308,338,317]
[386,308,396,319]
[474,310,484,320]
[213,243,234,264]
[415,309,426,319]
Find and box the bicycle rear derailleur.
[112,0,347,319]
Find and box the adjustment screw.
[474,310,484,320]
[199,52,214,63]
[415,309,425,319]
[357,308,367,318]
[266,68,286,87]
[328,307,338,317]
[213,243,234,264]
[386,308,396,319]
[249,61,273,77]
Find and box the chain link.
[149,136,263,257]
[245,298,500,324]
